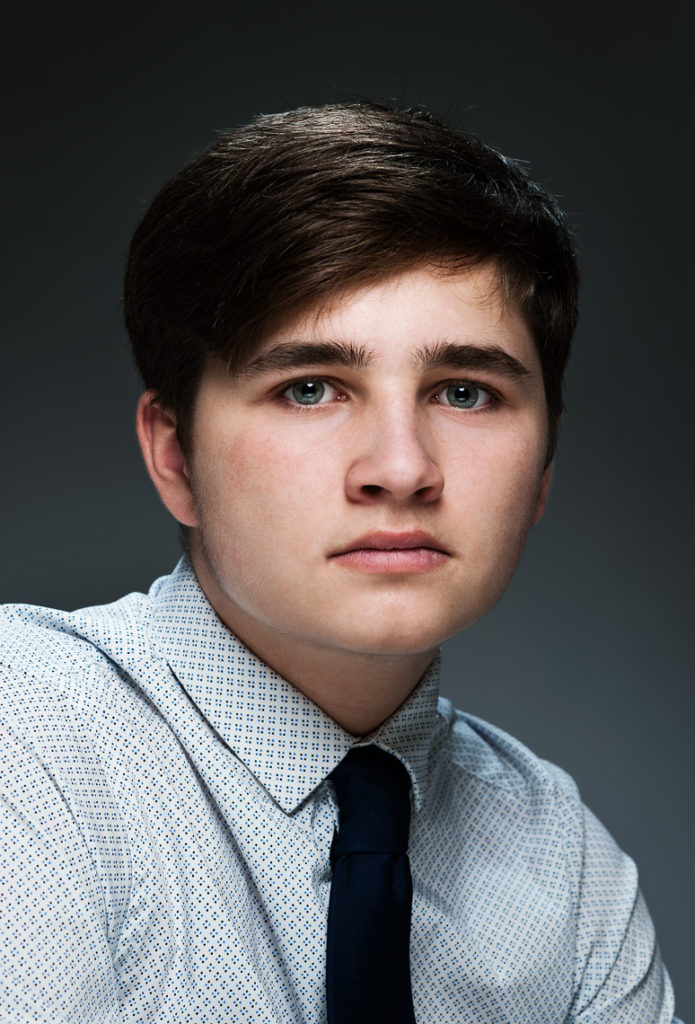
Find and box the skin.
[137,263,552,735]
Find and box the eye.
[435,382,491,410]
[282,378,336,406]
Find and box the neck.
[249,639,436,737]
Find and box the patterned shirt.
[0,556,680,1023]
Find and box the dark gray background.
[4,0,693,1016]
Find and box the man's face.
[184,263,551,663]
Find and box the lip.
[330,531,450,574]
[333,530,449,555]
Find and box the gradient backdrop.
[4,1,693,1016]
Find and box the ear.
[530,461,553,527]
[136,391,199,527]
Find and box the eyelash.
[276,376,501,412]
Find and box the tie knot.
[330,746,412,861]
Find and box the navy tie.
[326,745,417,1023]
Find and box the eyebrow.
[412,341,531,380]
[239,342,372,378]
[238,339,530,381]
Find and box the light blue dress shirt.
[0,556,681,1022]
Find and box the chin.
[325,612,473,659]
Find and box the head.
[125,100,579,471]
[127,101,580,697]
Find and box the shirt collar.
[151,556,442,815]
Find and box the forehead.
[245,262,540,372]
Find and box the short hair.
[125,100,579,463]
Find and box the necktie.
[326,745,417,1023]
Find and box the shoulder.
[0,583,170,781]
[0,577,167,707]
[437,696,578,802]
[432,696,585,854]
[0,575,182,901]
[429,711,677,1021]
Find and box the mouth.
[330,531,450,574]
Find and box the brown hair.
[125,100,579,462]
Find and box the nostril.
[362,485,382,496]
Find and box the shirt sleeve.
[567,801,681,1024]
[0,712,121,1022]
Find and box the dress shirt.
[0,556,681,1023]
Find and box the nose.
[344,403,445,505]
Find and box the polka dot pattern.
[0,557,680,1022]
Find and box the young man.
[0,102,680,1022]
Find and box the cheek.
[451,433,546,534]
[194,428,333,542]
[238,433,329,508]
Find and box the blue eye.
[287,379,326,405]
[439,383,487,409]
